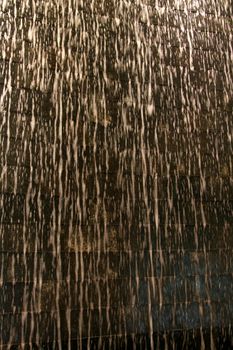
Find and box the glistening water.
[0,0,232,349]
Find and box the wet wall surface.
[0,0,233,348]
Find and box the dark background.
[0,0,232,348]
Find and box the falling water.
[0,0,232,348]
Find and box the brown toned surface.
[0,0,232,347]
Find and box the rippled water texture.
[0,0,232,348]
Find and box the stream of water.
[0,0,232,348]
